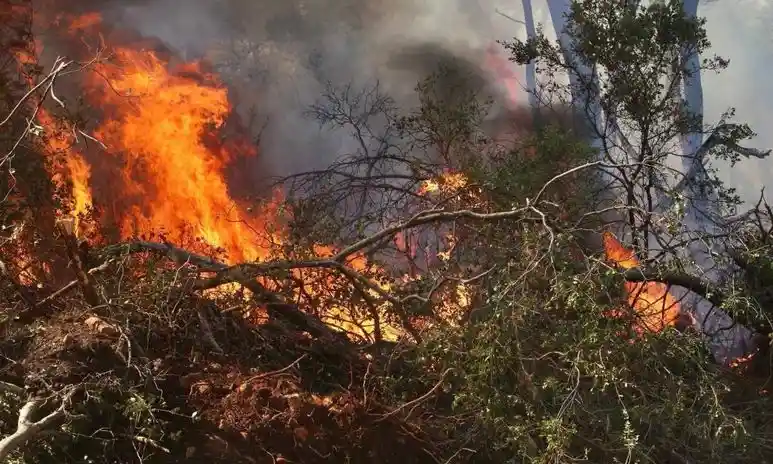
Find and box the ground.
[0,287,446,464]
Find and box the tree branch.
[98,240,347,342]
[0,387,78,461]
[622,267,724,308]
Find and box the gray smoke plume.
[93,0,530,177]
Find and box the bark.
[521,0,538,112]
[544,0,629,236]
[667,0,755,363]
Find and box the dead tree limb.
[57,222,100,307]
[98,240,347,342]
[622,267,724,308]
[0,386,78,461]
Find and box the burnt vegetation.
[2,1,773,463]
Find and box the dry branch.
[98,240,346,342]
[58,223,100,306]
[376,368,454,423]
[241,354,308,385]
[0,387,78,461]
[94,202,543,344]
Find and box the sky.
[700,0,773,205]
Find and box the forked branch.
[0,386,79,461]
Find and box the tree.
[509,0,771,363]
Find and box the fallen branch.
[241,354,308,385]
[58,224,100,306]
[98,241,346,342]
[35,259,112,307]
[91,197,563,344]
[0,387,78,461]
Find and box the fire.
[602,232,682,333]
[418,170,468,196]
[602,231,641,270]
[85,46,276,263]
[6,7,478,344]
[35,110,94,235]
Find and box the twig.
[241,354,308,385]
[375,368,453,423]
[130,435,170,453]
[35,260,112,307]
[0,58,71,127]
[99,241,342,341]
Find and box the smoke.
[88,0,529,177]
[55,0,772,208]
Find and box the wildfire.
[82,46,278,263]
[35,110,94,235]
[602,231,682,334]
[5,7,480,343]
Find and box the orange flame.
[417,170,468,196]
[84,46,277,263]
[8,8,477,343]
[602,232,681,333]
[35,110,94,235]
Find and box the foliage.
[405,242,773,463]
[503,0,761,252]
